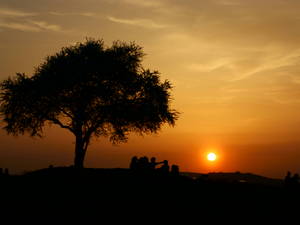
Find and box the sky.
[1,0,300,178]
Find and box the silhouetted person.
[130,156,139,171]
[171,165,179,176]
[138,156,150,171]
[159,160,169,174]
[4,168,9,176]
[149,157,163,170]
[284,171,292,187]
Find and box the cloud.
[29,20,62,32]
[49,12,97,18]
[216,0,241,6]
[230,49,300,81]
[0,20,62,32]
[0,21,40,32]
[0,7,63,32]
[187,59,233,73]
[0,8,36,17]
[107,16,167,29]
[121,0,163,8]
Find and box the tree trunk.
[74,135,87,169]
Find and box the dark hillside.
[0,167,299,223]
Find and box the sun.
[207,152,217,161]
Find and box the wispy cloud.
[216,0,241,6]
[187,59,233,73]
[0,20,62,32]
[0,8,36,17]
[49,11,97,18]
[231,49,300,81]
[29,20,62,32]
[121,0,163,8]
[0,7,63,32]
[107,16,167,29]
[0,21,40,32]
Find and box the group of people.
[129,156,179,175]
[284,171,299,187]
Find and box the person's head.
[151,157,156,163]
[287,171,291,177]
[171,165,178,172]
[163,160,168,165]
[131,156,138,162]
[144,156,149,163]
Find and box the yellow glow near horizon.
[207,152,217,161]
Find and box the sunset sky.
[1,0,300,178]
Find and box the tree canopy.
[0,39,178,168]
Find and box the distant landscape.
[182,171,283,187]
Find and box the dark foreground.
[1,167,300,224]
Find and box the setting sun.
[207,152,217,161]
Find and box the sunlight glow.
[207,152,217,161]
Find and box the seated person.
[149,157,163,170]
[159,160,169,174]
[129,156,139,170]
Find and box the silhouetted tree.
[0,39,178,168]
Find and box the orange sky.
[1,0,300,178]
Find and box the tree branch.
[50,118,74,133]
[59,107,74,120]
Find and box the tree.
[0,39,178,168]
